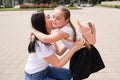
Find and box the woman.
[24,10,84,80]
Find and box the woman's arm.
[32,28,69,43]
[44,39,84,68]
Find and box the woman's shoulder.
[36,40,55,52]
[36,40,53,45]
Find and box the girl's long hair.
[28,10,49,53]
[55,6,77,42]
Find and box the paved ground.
[0,7,120,80]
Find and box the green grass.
[97,4,120,9]
[0,6,80,11]
[0,7,54,11]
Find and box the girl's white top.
[25,40,55,74]
[60,23,83,49]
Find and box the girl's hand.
[72,39,85,51]
[31,28,36,34]
[30,33,35,42]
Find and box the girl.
[32,6,105,80]
[25,10,84,80]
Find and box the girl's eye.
[52,16,55,19]
[52,15,61,20]
[56,18,60,20]
[47,15,50,19]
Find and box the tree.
[70,0,74,6]
[89,0,97,6]
[19,0,24,4]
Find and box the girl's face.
[52,10,69,29]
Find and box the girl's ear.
[66,18,70,23]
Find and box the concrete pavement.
[0,7,120,80]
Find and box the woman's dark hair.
[28,10,49,53]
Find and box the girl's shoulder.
[60,23,73,32]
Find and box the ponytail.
[69,21,76,42]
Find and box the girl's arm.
[32,28,69,43]
[54,42,67,56]
[44,39,84,68]
[77,20,96,45]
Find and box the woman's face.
[52,9,69,29]
[44,12,53,31]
